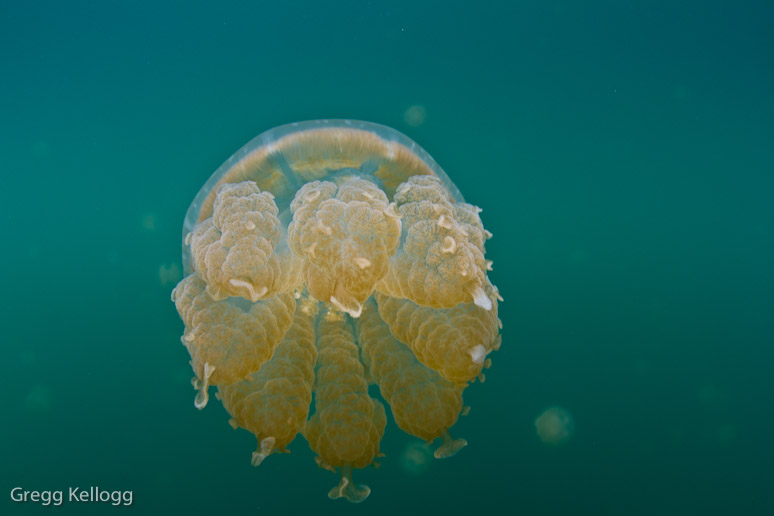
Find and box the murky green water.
[1,1,772,514]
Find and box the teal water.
[1,1,772,514]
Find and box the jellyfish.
[171,120,503,502]
[535,406,574,446]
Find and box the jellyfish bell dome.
[171,120,503,502]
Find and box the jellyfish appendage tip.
[329,295,363,318]
[353,256,371,269]
[228,278,267,302]
[383,202,401,219]
[193,388,209,410]
[469,344,487,365]
[314,456,337,473]
[470,285,493,311]
[250,436,276,466]
[193,362,215,410]
[250,452,265,467]
[433,429,467,459]
[328,465,371,504]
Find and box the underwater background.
[1,0,772,514]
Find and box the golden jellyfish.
[171,120,503,503]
